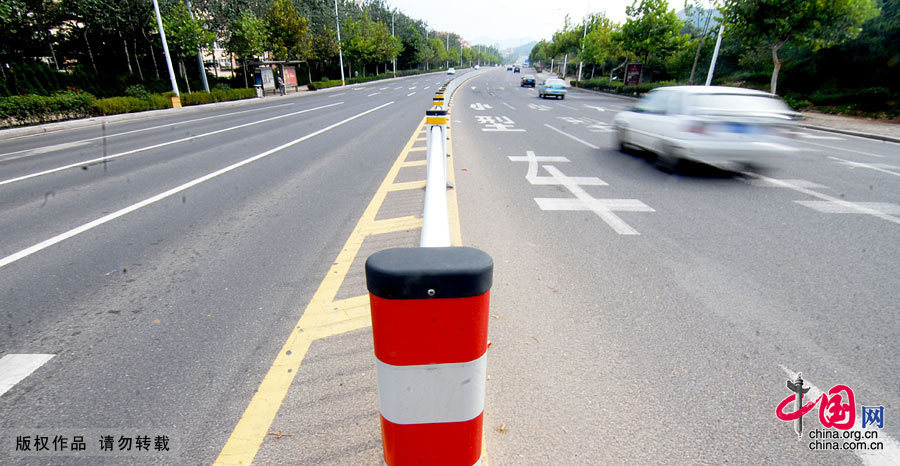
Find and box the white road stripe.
[367,92,380,97]
[0,102,344,187]
[780,366,900,466]
[502,102,516,110]
[544,124,600,149]
[424,86,430,90]
[407,92,416,97]
[800,140,885,158]
[747,174,900,226]
[829,156,900,178]
[0,103,295,162]
[0,354,54,397]
[557,103,577,110]
[0,102,394,269]
[328,92,346,98]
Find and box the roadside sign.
[284,67,297,86]
[625,64,642,86]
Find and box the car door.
[627,90,671,151]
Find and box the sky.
[385,0,640,50]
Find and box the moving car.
[507,65,513,71]
[514,66,520,73]
[447,67,456,75]
[538,78,567,99]
[612,86,802,171]
[474,65,480,70]
[520,75,536,87]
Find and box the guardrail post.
[366,247,493,466]
[423,107,450,247]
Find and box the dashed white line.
[0,103,296,162]
[328,92,346,98]
[367,92,380,97]
[0,354,54,397]
[0,102,394,269]
[800,140,885,158]
[557,103,577,110]
[544,124,599,149]
[424,86,431,90]
[407,92,416,97]
[502,102,516,110]
[0,102,344,187]
[829,156,900,178]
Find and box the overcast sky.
[385,0,643,49]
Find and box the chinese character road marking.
[538,166,653,235]
[502,102,516,110]
[470,103,493,111]
[829,156,900,178]
[0,354,55,397]
[509,151,606,186]
[747,174,900,227]
[528,103,552,111]
[476,115,526,132]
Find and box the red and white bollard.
[366,247,493,465]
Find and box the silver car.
[538,78,567,99]
[612,86,802,171]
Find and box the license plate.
[726,123,754,133]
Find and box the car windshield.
[690,94,793,114]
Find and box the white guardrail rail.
[420,68,490,247]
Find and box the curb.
[0,70,453,142]
[799,124,900,144]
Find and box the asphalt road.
[453,69,899,464]
[0,66,898,465]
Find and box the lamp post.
[183,0,209,92]
[391,11,396,76]
[152,0,179,96]
[334,0,345,85]
[577,15,587,82]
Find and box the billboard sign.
[625,64,643,86]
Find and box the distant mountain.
[676,8,721,29]
[505,41,537,63]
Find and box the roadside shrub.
[180,91,213,106]
[0,90,97,127]
[213,82,231,90]
[209,88,255,101]
[572,78,677,96]
[124,84,151,100]
[94,96,159,115]
[308,79,343,90]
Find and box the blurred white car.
[612,86,802,171]
[447,67,456,75]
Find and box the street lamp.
[334,0,345,85]
[391,10,396,76]
[152,0,179,96]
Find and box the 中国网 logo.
[776,372,886,452]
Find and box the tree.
[265,0,311,61]
[582,15,623,76]
[620,0,684,69]
[226,10,267,87]
[427,37,447,69]
[720,0,880,94]
[158,1,216,92]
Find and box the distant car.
[507,65,513,71]
[447,67,456,75]
[612,86,802,171]
[474,65,480,70]
[520,75,536,87]
[538,78,567,99]
[514,66,520,73]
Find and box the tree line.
[0,0,502,97]
[530,0,896,106]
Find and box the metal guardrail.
[420,69,490,247]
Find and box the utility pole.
[391,11,396,76]
[577,15,587,82]
[184,0,209,92]
[445,33,449,69]
[334,0,345,85]
[705,24,724,86]
[152,0,179,96]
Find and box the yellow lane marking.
[362,216,423,235]
[407,147,427,152]
[215,118,430,465]
[387,180,427,192]
[401,160,427,167]
[446,118,463,247]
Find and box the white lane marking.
[780,366,900,466]
[796,201,900,214]
[787,131,844,140]
[0,103,295,162]
[800,140,885,158]
[747,178,826,189]
[557,103,577,110]
[540,165,652,235]
[380,87,389,90]
[746,174,900,226]
[0,354,54,397]
[424,86,430,90]
[502,102,516,110]
[829,156,900,178]
[328,92,346,98]
[528,103,552,112]
[508,150,605,186]
[407,92,416,97]
[0,102,394,269]
[470,103,492,110]
[471,86,477,90]
[408,86,417,90]
[367,92,380,97]
[584,104,606,112]
[544,124,599,149]
[0,102,344,187]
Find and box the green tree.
[720,0,880,94]
[265,0,311,61]
[226,10,267,87]
[158,1,216,92]
[428,37,447,69]
[620,0,684,69]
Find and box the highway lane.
[453,68,899,463]
[0,71,453,463]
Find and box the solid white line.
[0,102,344,187]
[780,366,900,466]
[544,124,600,149]
[0,103,295,161]
[0,354,54,397]
[800,139,885,158]
[502,102,515,110]
[829,156,900,178]
[557,103,577,110]
[0,102,394,269]
[407,92,416,97]
[747,174,900,226]
[367,92,380,97]
[424,86,430,90]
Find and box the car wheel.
[654,146,681,173]
[560,95,565,100]
[615,127,629,153]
